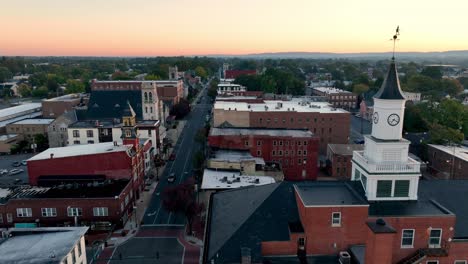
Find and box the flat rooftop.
[69,120,120,128]
[214,98,348,114]
[0,180,130,203]
[0,134,19,141]
[0,103,42,120]
[211,150,265,165]
[428,144,468,162]
[328,144,364,155]
[216,96,258,101]
[28,142,131,161]
[368,200,452,217]
[313,87,353,94]
[0,227,88,264]
[217,83,243,87]
[201,169,275,190]
[0,112,42,128]
[11,118,55,125]
[210,127,314,138]
[295,182,368,206]
[44,93,84,102]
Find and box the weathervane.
[391,26,400,59]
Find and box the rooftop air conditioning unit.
[339,251,351,264]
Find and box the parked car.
[167,173,176,183]
[14,179,22,184]
[169,153,176,161]
[0,169,8,175]
[12,162,21,167]
[21,160,27,166]
[9,168,24,175]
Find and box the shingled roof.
[85,90,142,120]
[374,58,406,100]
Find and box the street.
[142,87,211,227]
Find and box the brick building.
[42,93,88,118]
[0,180,135,230]
[326,144,364,179]
[427,144,468,180]
[6,118,54,140]
[208,127,319,181]
[312,87,358,110]
[213,99,350,153]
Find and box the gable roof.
[374,58,406,100]
[85,90,142,120]
[205,182,301,263]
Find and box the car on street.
[169,153,176,161]
[9,168,24,175]
[0,169,8,175]
[167,173,176,183]
[14,179,22,184]
[21,160,27,166]
[12,162,21,167]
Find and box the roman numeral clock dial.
[387,113,400,126]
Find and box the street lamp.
[133,206,138,228]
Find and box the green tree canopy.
[352,83,369,94]
[65,80,85,94]
[0,67,12,82]
[17,83,32,97]
[194,66,207,79]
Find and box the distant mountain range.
[207,50,468,64]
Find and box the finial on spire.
[391,26,400,59]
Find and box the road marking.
[167,149,192,224]
[140,224,185,227]
[179,237,186,264]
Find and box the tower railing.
[353,151,420,173]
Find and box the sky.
[1,0,467,56]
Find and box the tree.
[421,66,442,80]
[162,179,204,234]
[31,86,49,98]
[192,150,205,169]
[65,80,85,94]
[169,98,191,119]
[144,74,161,80]
[403,103,428,132]
[0,67,12,82]
[353,83,369,95]
[194,66,207,79]
[17,83,32,97]
[429,123,464,144]
[440,79,463,96]
[33,134,49,151]
[111,71,131,80]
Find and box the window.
[304,141,307,146]
[150,107,153,113]
[0,214,2,224]
[7,213,12,223]
[71,250,76,264]
[298,237,305,247]
[429,229,442,248]
[278,150,283,156]
[285,150,288,156]
[149,92,153,102]
[303,150,307,156]
[259,118,263,123]
[245,140,249,146]
[257,140,262,146]
[17,208,32,217]
[427,262,439,264]
[145,107,148,113]
[86,130,93,137]
[93,207,109,217]
[273,140,277,146]
[148,129,152,136]
[394,180,410,197]
[376,180,392,197]
[298,159,302,165]
[272,151,276,156]
[298,150,302,155]
[454,261,467,264]
[361,175,367,189]
[72,130,80,137]
[67,207,82,217]
[267,118,271,123]
[73,140,80,145]
[279,141,283,146]
[298,141,301,146]
[274,118,278,123]
[257,150,262,156]
[354,169,361,180]
[332,212,341,227]
[77,242,82,257]
[401,229,414,248]
[87,140,94,144]
[41,208,57,217]
[290,118,294,123]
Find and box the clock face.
[373,112,379,124]
[387,113,400,126]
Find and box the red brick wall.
[365,228,395,264]
[295,190,369,255]
[42,100,81,117]
[330,154,353,179]
[27,151,133,185]
[208,133,319,181]
[249,112,350,153]
[428,145,468,180]
[368,216,456,263]
[261,233,302,256]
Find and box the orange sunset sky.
[1,0,467,56]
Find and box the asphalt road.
[0,153,35,187]
[349,115,372,143]
[142,87,211,227]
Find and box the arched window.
[149,92,153,102]
[144,92,148,102]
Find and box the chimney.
[365,219,396,264]
[50,153,54,159]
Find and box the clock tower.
[351,56,421,201]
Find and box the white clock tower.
[351,57,421,201]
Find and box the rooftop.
[69,120,120,128]
[0,112,42,128]
[0,134,20,141]
[313,87,353,94]
[11,118,55,125]
[328,144,365,156]
[210,150,265,165]
[28,142,132,161]
[210,127,314,138]
[43,93,84,102]
[368,200,451,217]
[214,98,348,114]
[374,58,406,100]
[0,103,42,120]
[216,96,259,101]
[428,144,468,162]
[86,90,143,120]
[0,227,88,264]
[217,83,243,87]
[0,180,130,203]
[295,182,368,206]
[201,169,275,190]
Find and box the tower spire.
[392,26,400,59]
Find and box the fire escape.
[397,241,449,264]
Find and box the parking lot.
[0,153,35,187]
